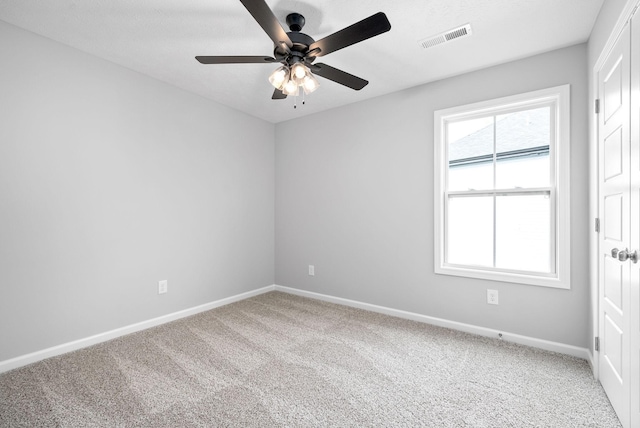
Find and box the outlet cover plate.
[487,289,499,305]
[158,280,168,295]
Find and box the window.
[434,85,570,288]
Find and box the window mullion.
[492,116,497,269]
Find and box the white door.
[599,22,631,428]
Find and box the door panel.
[605,56,624,121]
[605,255,624,312]
[605,313,624,382]
[605,193,624,242]
[605,127,624,180]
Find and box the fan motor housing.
[274,31,316,63]
[288,31,315,48]
[273,13,317,63]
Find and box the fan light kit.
[269,62,320,97]
[196,0,391,108]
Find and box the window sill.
[435,264,570,289]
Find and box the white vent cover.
[418,24,472,49]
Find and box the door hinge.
[595,336,600,352]
[595,99,600,114]
[595,218,600,233]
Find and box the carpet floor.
[0,291,621,427]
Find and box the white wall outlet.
[308,265,315,276]
[158,280,168,295]
[487,289,499,305]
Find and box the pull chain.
[292,87,307,109]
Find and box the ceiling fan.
[196,0,391,101]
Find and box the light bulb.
[268,65,289,89]
[291,63,308,84]
[282,79,299,96]
[302,73,320,94]
[293,63,306,78]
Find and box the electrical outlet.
[487,289,499,305]
[158,280,168,295]
[308,265,315,276]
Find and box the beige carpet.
[0,291,621,427]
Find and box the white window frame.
[434,85,571,289]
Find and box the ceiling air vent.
[418,24,472,49]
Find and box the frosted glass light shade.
[282,79,299,96]
[302,73,320,94]
[268,65,289,89]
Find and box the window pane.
[448,163,493,193]
[495,107,550,189]
[494,155,550,189]
[495,194,551,273]
[447,117,494,191]
[447,196,493,267]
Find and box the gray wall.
[0,21,275,362]
[275,44,589,347]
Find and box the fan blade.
[311,63,368,90]
[272,89,287,99]
[196,56,276,64]
[309,12,391,57]
[240,0,293,49]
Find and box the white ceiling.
[0,0,604,123]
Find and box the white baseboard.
[0,285,276,374]
[274,285,591,361]
[1,283,590,374]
